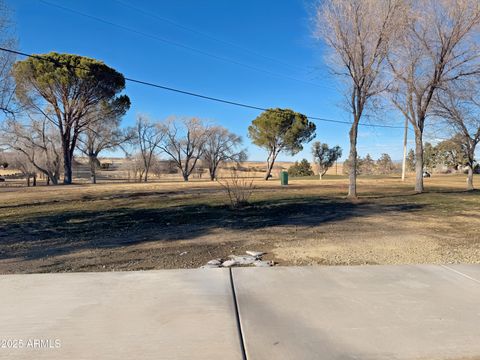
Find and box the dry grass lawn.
[0,174,479,273]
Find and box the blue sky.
[10,0,411,162]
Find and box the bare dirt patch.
[0,175,478,273]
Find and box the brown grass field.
[0,173,479,274]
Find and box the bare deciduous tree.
[316,0,405,198]
[134,115,164,182]
[77,104,132,184]
[203,126,246,181]
[0,0,17,117]
[159,117,209,182]
[434,87,480,190]
[1,116,61,184]
[388,0,480,192]
[7,152,38,186]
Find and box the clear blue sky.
[10,0,411,162]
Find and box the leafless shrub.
[217,168,256,209]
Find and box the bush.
[288,159,314,177]
[218,169,256,209]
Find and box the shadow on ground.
[0,196,424,261]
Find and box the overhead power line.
[0,46,407,129]
[37,0,331,90]
[112,0,309,73]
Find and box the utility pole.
[401,117,408,181]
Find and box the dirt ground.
[0,174,479,274]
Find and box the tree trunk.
[46,177,50,186]
[33,174,37,187]
[144,170,149,182]
[265,156,275,180]
[347,124,358,199]
[89,156,97,184]
[183,172,189,181]
[26,175,30,187]
[63,149,73,185]
[467,166,474,190]
[209,165,216,181]
[401,117,408,182]
[50,174,59,185]
[414,130,424,193]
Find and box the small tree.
[423,143,437,172]
[203,126,246,181]
[434,87,480,189]
[376,153,395,175]
[288,159,314,177]
[361,154,375,175]
[343,156,363,176]
[1,117,61,184]
[134,115,164,182]
[311,142,342,179]
[248,108,315,180]
[406,149,415,172]
[159,117,209,182]
[77,101,131,184]
[8,152,37,186]
[435,136,468,171]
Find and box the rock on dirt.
[246,251,265,257]
[207,259,222,266]
[228,255,256,265]
[222,259,238,267]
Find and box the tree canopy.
[248,108,316,180]
[311,142,342,179]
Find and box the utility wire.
[112,0,309,73]
[38,0,331,90]
[0,46,408,129]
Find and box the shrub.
[218,169,256,209]
[288,159,314,177]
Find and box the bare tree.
[158,117,209,182]
[434,87,480,190]
[134,115,164,182]
[0,0,17,117]
[122,152,148,183]
[316,0,405,198]
[388,0,480,192]
[7,152,38,186]
[77,104,132,184]
[0,116,61,184]
[203,126,246,181]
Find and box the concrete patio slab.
[444,264,480,283]
[233,265,480,360]
[0,269,243,360]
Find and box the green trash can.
[280,171,288,186]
